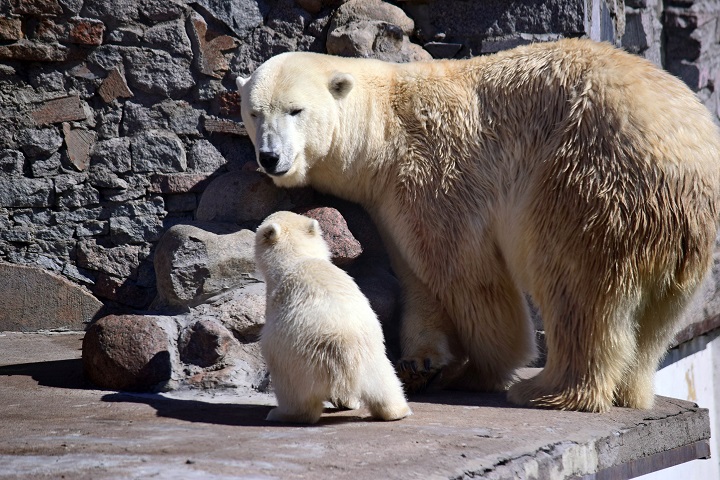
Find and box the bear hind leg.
[614,285,693,409]
[362,359,412,421]
[266,400,324,424]
[266,372,326,424]
[508,290,639,412]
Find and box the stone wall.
[0,0,718,314]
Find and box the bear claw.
[424,358,432,371]
[398,359,418,373]
[397,358,442,393]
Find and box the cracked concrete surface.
[0,332,711,479]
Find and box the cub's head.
[255,211,331,277]
[237,53,354,188]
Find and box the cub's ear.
[308,219,321,236]
[262,223,281,243]
[236,75,249,90]
[329,72,354,99]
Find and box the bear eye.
[289,108,303,116]
[250,112,258,119]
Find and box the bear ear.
[263,223,281,243]
[329,72,354,99]
[236,75,249,90]
[308,219,321,236]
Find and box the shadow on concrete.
[408,390,514,408]
[101,392,369,427]
[0,358,87,389]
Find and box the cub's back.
[269,258,377,325]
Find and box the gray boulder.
[153,222,260,311]
[191,282,266,342]
[327,0,431,62]
[83,286,269,393]
[131,130,187,173]
[188,139,227,173]
[122,47,195,98]
[0,150,25,176]
[16,127,63,158]
[191,0,268,39]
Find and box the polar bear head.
[255,211,332,282]
[237,53,355,188]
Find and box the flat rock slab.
[0,333,711,480]
[0,263,102,332]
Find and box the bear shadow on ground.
[0,357,525,420]
[101,392,374,427]
[407,389,522,409]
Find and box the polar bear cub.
[255,210,411,424]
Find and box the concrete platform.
[0,332,711,479]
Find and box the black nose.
[258,151,280,173]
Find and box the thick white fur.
[240,39,720,412]
[255,211,411,423]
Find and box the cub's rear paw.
[397,357,444,393]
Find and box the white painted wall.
[636,336,719,480]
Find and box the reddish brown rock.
[82,315,173,391]
[31,95,87,125]
[203,117,247,136]
[188,12,237,79]
[329,198,389,264]
[68,17,105,46]
[0,40,68,62]
[148,173,212,194]
[217,91,241,116]
[0,17,22,41]
[98,67,133,103]
[0,262,102,332]
[297,206,363,266]
[63,123,96,172]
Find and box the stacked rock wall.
[2,0,720,391]
[663,0,720,121]
[1,0,717,314]
[0,0,720,389]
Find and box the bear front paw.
[397,357,444,393]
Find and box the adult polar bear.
[237,38,720,412]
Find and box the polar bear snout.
[258,150,287,176]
